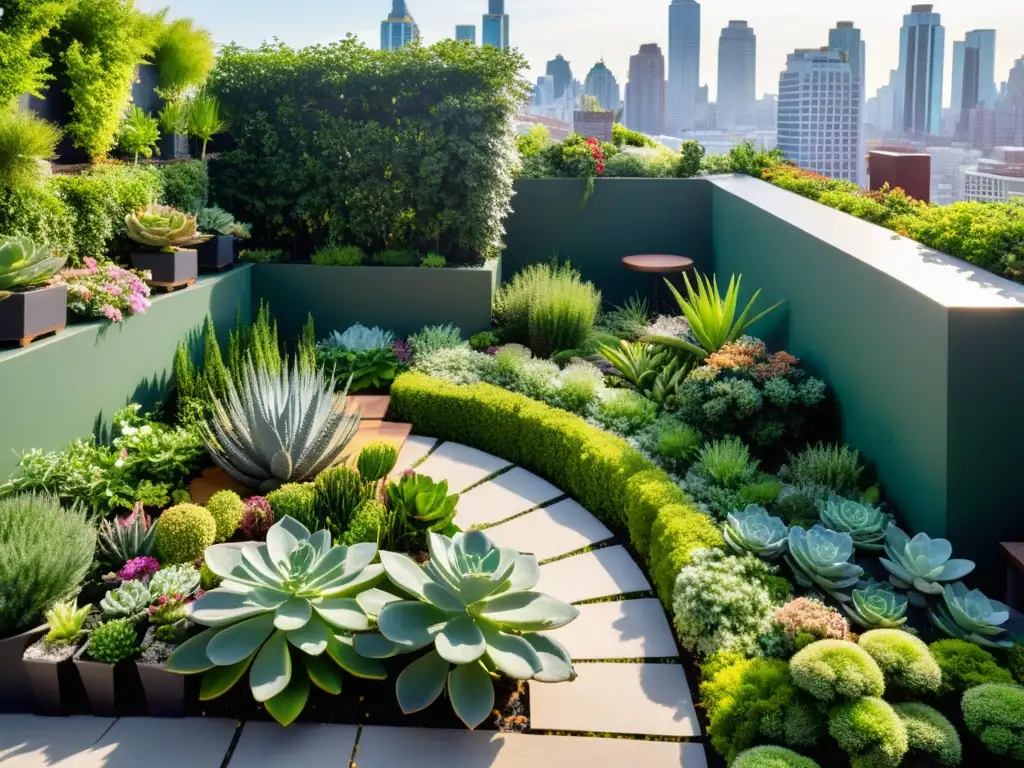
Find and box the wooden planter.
[131,250,198,290]
[197,236,236,272]
[23,640,86,716]
[0,283,68,347]
[0,626,46,713]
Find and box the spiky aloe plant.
[354,530,579,729]
[202,357,361,493]
[926,582,1012,649]
[880,525,974,603]
[784,525,863,602]
[165,516,387,725]
[819,497,890,551]
[125,204,213,250]
[722,505,789,559]
[842,582,909,629]
[97,504,156,568]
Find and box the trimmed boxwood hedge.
[389,372,724,606]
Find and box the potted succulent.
[22,601,93,716]
[125,204,212,288]
[195,207,250,272]
[0,236,68,346]
[74,618,142,717]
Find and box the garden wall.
[504,178,712,307]
[709,175,1024,576]
[0,267,252,477]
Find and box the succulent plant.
[819,497,890,550]
[314,466,369,537]
[353,530,579,729]
[0,235,66,296]
[88,618,140,664]
[125,204,214,249]
[100,579,151,620]
[722,505,789,559]
[927,582,1013,649]
[98,504,156,567]
[320,323,397,353]
[842,581,909,629]
[385,472,459,549]
[240,496,274,541]
[357,442,399,483]
[880,525,974,601]
[784,525,863,602]
[44,601,93,646]
[166,516,387,726]
[202,357,361,493]
[148,563,200,599]
[195,206,243,237]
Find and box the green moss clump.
[648,503,725,606]
[858,629,941,696]
[266,483,317,531]
[341,499,389,546]
[790,639,885,702]
[929,639,1014,696]
[1005,641,1024,684]
[732,746,821,768]
[829,696,908,768]
[892,702,962,767]
[87,618,139,664]
[961,683,1024,761]
[624,469,688,557]
[205,490,244,542]
[154,504,217,565]
[199,560,221,591]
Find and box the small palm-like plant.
[645,272,782,358]
[166,516,387,725]
[0,236,66,297]
[842,581,908,629]
[785,524,863,602]
[125,204,214,250]
[354,530,579,729]
[203,357,361,493]
[186,93,227,160]
[926,582,1012,649]
[880,525,974,601]
[118,106,160,166]
[819,497,890,551]
[722,505,788,559]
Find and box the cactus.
[0,236,66,296]
[357,442,399,482]
[125,204,213,249]
[315,466,369,536]
[87,618,139,664]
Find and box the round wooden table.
[621,254,694,314]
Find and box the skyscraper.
[546,55,574,103]
[482,0,510,49]
[455,25,477,44]
[583,60,621,112]
[667,0,701,135]
[380,0,420,51]
[897,4,945,136]
[951,41,965,112]
[829,22,866,185]
[778,49,861,184]
[625,44,666,136]
[717,21,756,128]
[962,30,997,108]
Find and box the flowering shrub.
[63,258,151,323]
[774,597,851,642]
[117,556,160,583]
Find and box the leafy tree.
[0,0,71,107]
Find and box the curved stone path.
[0,437,707,768]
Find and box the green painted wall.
[504,178,712,307]
[251,260,500,341]
[0,266,252,477]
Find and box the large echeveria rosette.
[879,525,974,604]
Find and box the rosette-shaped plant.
[723,505,789,559]
[784,525,863,602]
[354,530,579,729]
[148,563,200,599]
[100,579,151,620]
[842,582,908,629]
[819,497,889,551]
[98,504,156,567]
[927,582,1012,649]
[125,204,214,249]
[0,235,66,296]
[880,525,974,600]
[385,472,459,549]
[165,516,387,726]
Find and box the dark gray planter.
[197,236,236,272]
[73,641,143,717]
[23,640,86,716]
[137,660,187,717]
[131,250,198,287]
[0,283,68,346]
[159,134,190,161]
[0,626,46,713]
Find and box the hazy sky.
[138,0,1022,103]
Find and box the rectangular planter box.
[197,236,236,272]
[137,660,188,717]
[74,643,143,717]
[160,134,190,161]
[23,642,86,716]
[0,626,46,713]
[131,250,198,287]
[0,283,68,346]
[251,257,502,340]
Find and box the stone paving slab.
[536,546,652,604]
[0,715,114,768]
[481,499,612,559]
[541,598,679,660]
[349,394,390,420]
[455,468,565,529]
[529,663,700,737]
[340,420,412,462]
[229,721,358,766]
[88,717,238,767]
[356,726,707,766]
[393,434,438,472]
[414,441,512,493]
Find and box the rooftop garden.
[1,9,1024,767]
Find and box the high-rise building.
[951,41,965,112]
[966,106,996,151]
[482,0,509,49]
[667,0,701,135]
[583,60,621,112]
[625,43,666,136]
[717,21,756,128]
[777,48,862,184]
[380,0,420,51]
[964,30,997,108]
[829,22,866,185]
[533,76,555,107]
[455,25,477,44]
[897,4,944,136]
[546,56,574,103]
[871,70,900,132]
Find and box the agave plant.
[385,472,459,549]
[125,204,214,250]
[166,516,387,725]
[100,579,152,620]
[196,207,237,236]
[596,340,666,393]
[841,581,909,629]
[353,530,579,729]
[320,323,397,353]
[880,525,974,602]
[722,505,788,559]
[819,497,890,551]
[927,582,1012,649]
[784,525,863,602]
[202,357,361,493]
[0,236,66,297]
[98,504,156,567]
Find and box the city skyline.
[135,0,1023,105]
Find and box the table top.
[621,254,694,273]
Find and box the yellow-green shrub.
[858,630,941,696]
[829,696,908,768]
[892,702,962,767]
[154,504,216,565]
[205,490,244,542]
[732,746,821,768]
[790,639,885,702]
[624,469,689,557]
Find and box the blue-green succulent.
[784,524,863,602]
[841,581,909,629]
[927,582,1012,649]
[880,525,974,601]
[722,505,789,559]
[819,497,890,551]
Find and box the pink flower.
[83,257,99,273]
[102,305,124,323]
[128,293,149,314]
[101,283,123,297]
[118,556,160,583]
